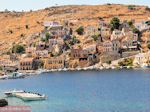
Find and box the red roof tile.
[20,58,33,62]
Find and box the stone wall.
[100,53,120,64]
[100,51,140,64]
[122,51,140,58]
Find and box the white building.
[112,40,120,53]
[111,30,125,41]
[134,51,150,65]
[84,25,99,38]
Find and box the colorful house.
[70,47,83,59]
[134,51,150,65]
[44,56,65,70]
[111,30,125,41]
[84,25,99,38]
[103,41,113,53]
[19,58,36,70]
[25,47,36,57]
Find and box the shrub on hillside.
[9,30,13,34]
[106,59,111,64]
[76,26,84,35]
[127,20,133,27]
[128,5,136,10]
[118,58,134,66]
[21,33,24,37]
[38,62,44,68]
[147,44,150,49]
[110,17,120,29]
[25,25,29,29]
[12,45,25,54]
[132,28,140,34]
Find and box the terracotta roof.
[20,58,33,62]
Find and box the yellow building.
[44,56,65,70]
[134,51,150,65]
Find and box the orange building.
[44,56,65,70]
[19,58,36,70]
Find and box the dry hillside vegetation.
[0,4,150,54]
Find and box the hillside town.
[0,17,150,75]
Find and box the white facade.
[44,21,61,27]
[111,30,125,41]
[83,44,97,54]
[112,40,120,53]
[84,25,99,38]
[134,51,150,65]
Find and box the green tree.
[106,59,111,64]
[110,17,120,29]
[25,25,29,29]
[45,32,50,41]
[110,25,114,32]
[146,21,150,25]
[98,17,103,20]
[6,51,11,55]
[9,30,13,34]
[147,44,150,49]
[21,33,24,37]
[12,45,25,54]
[41,38,45,42]
[118,61,124,66]
[38,62,44,68]
[0,66,2,71]
[76,26,84,35]
[127,20,133,27]
[92,35,98,41]
[69,40,74,45]
[132,28,140,34]
[128,5,135,10]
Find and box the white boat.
[83,68,88,70]
[120,66,123,69]
[0,72,25,80]
[36,69,45,74]
[4,90,25,97]
[0,75,8,80]
[58,69,62,72]
[77,68,82,71]
[100,67,104,70]
[4,90,47,101]
[141,63,148,68]
[7,72,25,79]
[111,66,116,69]
[14,92,46,101]
[127,66,131,69]
[63,68,68,71]
[106,66,110,69]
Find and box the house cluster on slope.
[0,17,150,73]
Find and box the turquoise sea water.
[0,69,150,112]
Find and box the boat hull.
[18,96,46,101]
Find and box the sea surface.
[0,69,150,112]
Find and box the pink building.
[49,38,63,46]
[36,42,46,51]
[26,47,36,57]
[103,41,113,53]
[35,50,49,58]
